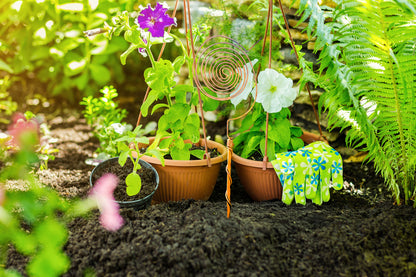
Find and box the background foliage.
[0,0,147,101]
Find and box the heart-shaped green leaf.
[126,172,141,196]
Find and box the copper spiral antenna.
[190,35,258,218]
[193,35,255,101]
[192,35,259,136]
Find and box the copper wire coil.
[193,35,255,101]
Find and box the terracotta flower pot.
[139,138,227,202]
[232,131,325,201]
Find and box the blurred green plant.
[24,111,59,170]
[2,112,59,170]
[0,0,140,99]
[0,76,17,124]
[0,112,123,276]
[295,0,416,205]
[0,118,72,276]
[80,85,131,157]
[80,85,157,160]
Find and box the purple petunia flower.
[137,2,176,38]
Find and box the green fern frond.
[296,0,416,204]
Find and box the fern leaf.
[296,0,416,204]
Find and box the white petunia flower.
[230,59,258,107]
[111,123,126,135]
[256,68,297,113]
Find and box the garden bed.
[6,114,416,276]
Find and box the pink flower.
[100,209,124,232]
[90,173,124,231]
[7,113,40,148]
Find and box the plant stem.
[146,33,156,68]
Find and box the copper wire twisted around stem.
[191,35,261,216]
[225,139,233,218]
[192,35,261,218]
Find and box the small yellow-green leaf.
[190,149,205,160]
[126,173,141,196]
[118,150,129,167]
[173,56,185,73]
[120,44,139,65]
[146,149,166,166]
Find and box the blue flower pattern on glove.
[300,149,312,157]
[294,183,303,195]
[284,151,298,158]
[312,157,327,171]
[311,173,319,186]
[332,161,342,175]
[279,173,285,184]
[271,141,343,205]
[281,161,294,174]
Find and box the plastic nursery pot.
[232,131,325,201]
[138,138,227,203]
[90,157,159,210]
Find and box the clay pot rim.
[231,131,325,170]
[232,152,274,169]
[141,138,227,167]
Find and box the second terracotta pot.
[139,138,227,202]
[232,131,325,201]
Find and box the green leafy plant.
[233,105,304,161]
[116,126,165,196]
[25,111,59,170]
[0,76,17,124]
[295,0,416,205]
[230,59,304,161]
[0,184,72,277]
[90,2,219,161]
[81,85,131,157]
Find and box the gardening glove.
[305,142,343,204]
[271,141,343,205]
[271,150,311,205]
[272,154,296,205]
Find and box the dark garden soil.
[6,114,416,277]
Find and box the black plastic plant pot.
[89,157,159,211]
